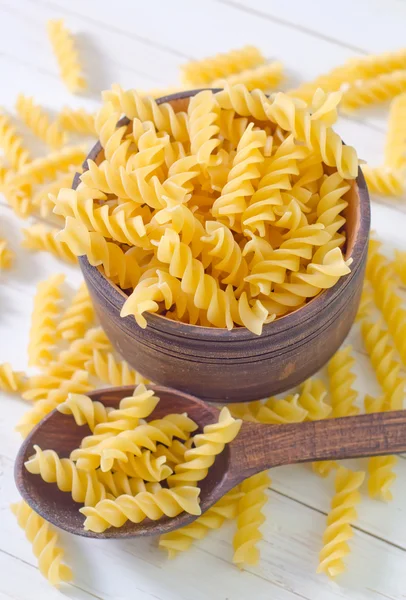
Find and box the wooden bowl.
[76,89,371,403]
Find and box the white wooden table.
[1,1,406,598]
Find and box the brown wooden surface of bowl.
[76,89,371,403]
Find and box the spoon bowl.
[15,385,406,539]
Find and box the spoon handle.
[236,410,406,478]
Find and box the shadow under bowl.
[77,89,371,403]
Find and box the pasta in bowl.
[55,86,370,402]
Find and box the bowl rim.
[76,88,371,342]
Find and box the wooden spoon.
[15,385,406,539]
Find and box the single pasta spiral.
[299,378,331,421]
[53,187,150,249]
[341,70,406,112]
[113,450,173,482]
[11,500,72,586]
[201,220,248,286]
[15,95,66,149]
[385,93,406,169]
[57,393,112,431]
[0,110,30,169]
[32,171,76,217]
[0,362,25,393]
[159,488,242,558]
[212,122,266,227]
[211,62,284,91]
[102,84,189,142]
[255,394,308,424]
[57,216,140,289]
[368,456,398,502]
[327,345,359,418]
[16,371,93,438]
[180,46,265,85]
[317,467,365,578]
[168,408,242,486]
[366,240,406,366]
[266,92,359,179]
[86,348,148,388]
[154,439,193,469]
[233,472,270,567]
[361,319,405,400]
[188,90,220,166]
[57,282,95,340]
[21,224,77,264]
[80,485,201,533]
[28,274,65,366]
[361,165,405,197]
[25,445,109,507]
[0,238,14,269]
[215,84,271,120]
[242,135,310,236]
[58,107,96,135]
[47,19,86,93]
[316,172,350,237]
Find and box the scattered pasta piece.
[85,348,148,387]
[233,471,270,567]
[28,273,65,367]
[317,467,365,578]
[341,70,406,112]
[362,165,405,197]
[0,110,31,169]
[385,93,406,169]
[22,224,77,264]
[0,362,26,393]
[15,95,66,149]
[328,346,359,418]
[0,238,14,269]
[11,500,72,586]
[57,282,95,340]
[47,19,86,93]
[180,45,265,85]
[393,250,406,285]
[32,170,76,217]
[58,107,96,135]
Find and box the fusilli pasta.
[0,110,30,169]
[362,165,405,197]
[58,107,96,135]
[385,93,406,169]
[16,95,66,149]
[22,224,77,264]
[0,363,26,393]
[47,19,86,93]
[0,238,14,269]
[57,282,94,340]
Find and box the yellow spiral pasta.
[288,65,360,103]
[181,45,265,85]
[366,240,406,366]
[255,393,308,424]
[266,92,359,179]
[0,363,26,393]
[212,62,284,92]
[393,250,406,285]
[48,327,111,379]
[0,110,30,169]
[58,107,96,135]
[245,224,331,297]
[62,384,159,437]
[385,93,406,169]
[155,439,193,469]
[86,348,148,388]
[47,19,86,93]
[0,238,14,269]
[25,445,109,507]
[21,224,77,264]
[242,135,310,236]
[28,274,65,367]
[341,70,406,112]
[188,90,220,166]
[97,472,151,498]
[362,165,405,197]
[168,408,242,486]
[361,319,405,405]
[16,372,93,438]
[32,171,75,217]
[81,485,201,533]
[53,187,150,249]
[316,172,350,237]
[102,84,189,142]
[11,500,72,586]
[212,123,266,227]
[56,282,94,341]
[15,95,66,149]
[317,467,365,578]
[201,220,248,286]
[233,471,270,567]
[355,284,374,321]
[368,456,398,503]
[159,488,242,558]
[299,378,331,421]
[327,345,359,418]
[215,84,271,120]
[56,216,140,289]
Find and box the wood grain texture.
[15,385,406,539]
[76,90,371,402]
